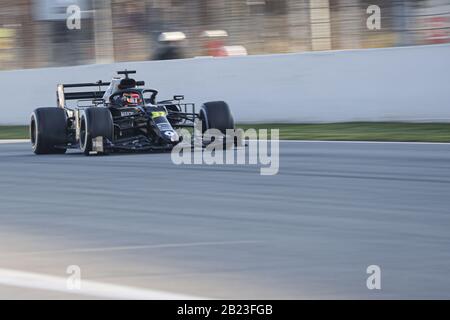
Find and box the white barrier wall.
[1,44,450,125]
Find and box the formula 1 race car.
[30,70,235,155]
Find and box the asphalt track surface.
[0,141,449,299]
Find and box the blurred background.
[0,0,449,70]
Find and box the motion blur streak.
[0,141,450,299]
[0,268,205,300]
[4,240,263,256]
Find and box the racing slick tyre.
[80,107,113,156]
[199,101,235,148]
[30,107,67,155]
[199,101,234,134]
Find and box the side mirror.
[174,95,184,101]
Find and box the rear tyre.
[30,108,67,154]
[79,108,113,156]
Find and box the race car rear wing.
[57,80,145,108]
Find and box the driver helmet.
[122,92,142,106]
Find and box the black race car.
[30,70,235,155]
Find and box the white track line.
[7,240,262,257]
[282,140,450,145]
[0,268,206,300]
[0,139,29,144]
[249,139,450,145]
[1,139,448,146]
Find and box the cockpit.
[109,90,143,108]
[103,70,158,108]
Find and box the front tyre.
[199,101,236,147]
[30,108,67,154]
[198,101,234,134]
[79,108,113,156]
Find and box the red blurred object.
[423,16,450,44]
[206,40,227,57]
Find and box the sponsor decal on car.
[151,111,167,118]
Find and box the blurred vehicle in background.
[200,30,248,57]
[222,45,248,57]
[199,30,248,57]
[201,29,228,57]
[153,31,186,60]
[0,0,449,70]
